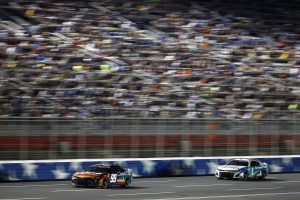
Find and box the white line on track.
[225,187,284,191]
[274,180,300,184]
[135,180,178,183]
[173,183,233,188]
[0,198,47,200]
[107,192,174,197]
[142,192,300,200]
[0,184,68,188]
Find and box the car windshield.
[226,160,248,166]
[88,165,111,173]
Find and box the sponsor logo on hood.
[74,171,102,178]
[217,165,246,171]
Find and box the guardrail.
[0,155,299,181]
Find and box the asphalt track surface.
[1,174,300,200]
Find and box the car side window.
[250,161,260,167]
[119,167,125,173]
[111,165,122,173]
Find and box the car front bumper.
[72,177,99,187]
[215,169,244,179]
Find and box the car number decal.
[110,174,117,182]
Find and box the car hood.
[73,171,103,178]
[217,165,247,171]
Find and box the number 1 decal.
[110,174,117,182]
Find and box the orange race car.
[71,164,133,188]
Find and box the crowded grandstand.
[0,0,299,119]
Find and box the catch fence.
[0,119,299,160]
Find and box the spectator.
[0,0,299,119]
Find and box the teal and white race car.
[215,158,268,180]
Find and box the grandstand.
[0,0,300,160]
[0,0,299,119]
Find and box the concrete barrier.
[0,155,299,181]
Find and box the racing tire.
[71,183,77,187]
[243,170,248,180]
[99,177,109,189]
[260,171,267,180]
[124,178,130,188]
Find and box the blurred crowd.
[0,0,299,119]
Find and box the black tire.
[71,183,77,187]
[243,170,248,180]
[124,178,130,188]
[99,177,109,189]
[71,180,78,187]
[260,171,267,180]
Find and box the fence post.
[20,121,28,160]
[131,118,139,158]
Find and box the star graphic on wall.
[183,159,195,168]
[21,163,38,179]
[206,161,219,174]
[52,165,70,179]
[141,160,156,175]
[131,167,141,177]
[113,160,127,168]
[282,157,293,166]
[69,162,82,171]
[269,164,283,173]
[8,171,19,181]
[196,168,206,175]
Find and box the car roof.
[90,164,112,167]
[230,158,249,161]
[230,158,260,162]
[90,164,122,168]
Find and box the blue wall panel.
[0,156,299,181]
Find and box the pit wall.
[0,155,299,181]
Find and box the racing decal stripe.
[248,168,261,177]
[74,175,97,178]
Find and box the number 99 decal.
[110,174,117,183]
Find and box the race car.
[215,158,268,180]
[71,164,133,188]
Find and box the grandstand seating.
[0,0,299,119]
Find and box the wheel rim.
[244,171,248,180]
[124,178,130,187]
[102,180,108,188]
[261,171,267,179]
[99,178,108,189]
